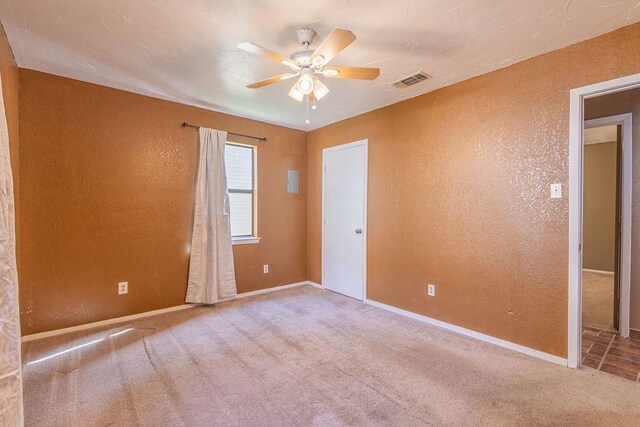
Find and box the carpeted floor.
[582,270,615,331]
[22,285,640,426]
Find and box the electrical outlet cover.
[118,281,128,295]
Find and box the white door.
[322,140,367,300]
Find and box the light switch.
[287,170,299,194]
[550,183,562,199]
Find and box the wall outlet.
[118,281,128,295]
[263,264,269,274]
[550,183,562,199]
[427,284,436,297]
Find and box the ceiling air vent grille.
[391,71,431,89]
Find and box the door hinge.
[578,243,582,252]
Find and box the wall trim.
[582,268,615,276]
[21,304,194,342]
[235,281,321,298]
[232,236,261,245]
[21,282,569,368]
[364,298,568,367]
[22,281,322,342]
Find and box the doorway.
[581,120,623,333]
[322,140,368,300]
[568,74,638,370]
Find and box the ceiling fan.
[238,28,380,106]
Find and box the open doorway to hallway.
[579,90,639,381]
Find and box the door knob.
[355,228,363,234]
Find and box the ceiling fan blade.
[238,42,294,66]
[309,28,356,66]
[323,66,380,80]
[246,73,297,89]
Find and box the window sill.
[232,236,261,245]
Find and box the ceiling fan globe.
[297,70,314,94]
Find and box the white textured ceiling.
[1,0,640,131]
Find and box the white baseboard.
[364,298,568,367]
[22,281,322,342]
[235,281,320,298]
[306,281,323,289]
[21,304,194,343]
[22,283,566,368]
[582,268,614,275]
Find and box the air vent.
[391,71,431,89]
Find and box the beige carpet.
[582,270,615,331]
[22,286,640,426]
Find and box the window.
[225,143,257,241]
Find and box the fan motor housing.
[290,49,314,66]
[296,28,317,46]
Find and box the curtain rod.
[181,122,267,142]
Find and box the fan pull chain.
[305,96,310,125]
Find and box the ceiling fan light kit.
[288,84,304,102]
[297,68,314,94]
[238,27,380,124]
[312,78,329,100]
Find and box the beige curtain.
[186,128,237,304]
[0,72,23,423]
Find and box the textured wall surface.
[307,23,640,357]
[585,88,640,330]
[583,141,617,272]
[18,70,307,335]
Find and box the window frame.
[226,142,259,244]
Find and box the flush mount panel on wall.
[287,170,299,194]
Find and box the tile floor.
[582,326,640,382]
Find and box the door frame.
[568,73,640,369]
[321,139,368,301]
[583,114,632,335]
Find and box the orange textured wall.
[18,70,307,335]
[585,88,640,330]
[307,23,640,358]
